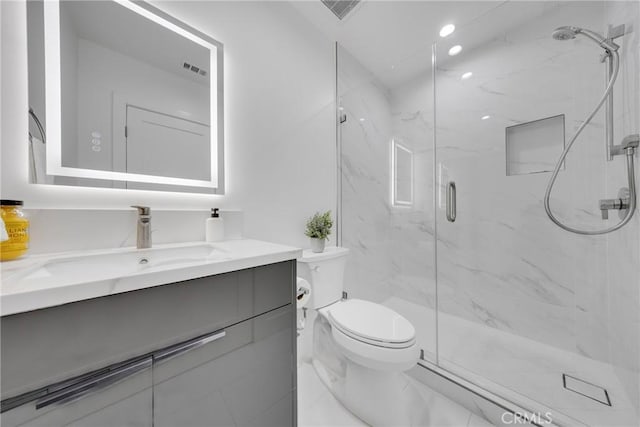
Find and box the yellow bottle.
[1,200,29,261]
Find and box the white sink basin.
[1,239,303,317]
[5,243,230,285]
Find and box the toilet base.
[312,315,429,426]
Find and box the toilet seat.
[318,299,419,371]
[326,299,416,348]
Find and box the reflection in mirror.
[27,0,224,193]
[392,140,413,207]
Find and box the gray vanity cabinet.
[153,305,294,427]
[1,260,296,427]
[0,358,153,427]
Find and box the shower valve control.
[599,191,630,220]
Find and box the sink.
[5,243,230,286]
[1,239,303,316]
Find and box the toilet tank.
[297,247,349,309]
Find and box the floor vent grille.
[562,374,611,406]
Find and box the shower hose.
[543,49,637,235]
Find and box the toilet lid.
[327,299,415,345]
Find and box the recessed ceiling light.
[439,24,455,38]
[448,45,462,56]
[461,71,473,80]
[481,115,491,120]
[359,118,365,122]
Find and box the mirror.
[27,0,224,193]
[391,140,413,207]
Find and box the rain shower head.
[551,25,619,51]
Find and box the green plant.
[305,211,333,241]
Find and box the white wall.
[1,0,336,252]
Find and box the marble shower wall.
[339,46,395,304]
[435,2,614,365]
[338,46,437,356]
[604,0,640,414]
[338,2,638,414]
[434,3,640,420]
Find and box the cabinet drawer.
[1,358,153,427]
[154,305,295,427]
[1,261,295,400]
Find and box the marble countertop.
[1,239,302,316]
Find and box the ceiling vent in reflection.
[183,62,208,77]
[321,0,361,20]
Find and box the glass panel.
[337,44,437,361]
[434,1,639,425]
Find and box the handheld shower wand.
[544,26,637,235]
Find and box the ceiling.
[290,0,562,88]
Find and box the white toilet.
[298,247,424,426]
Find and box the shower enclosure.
[337,1,639,425]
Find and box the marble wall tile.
[339,1,639,420]
[604,0,640,416]
[338,46,394,304]
[434,2,613,362]
[338,45,438,356]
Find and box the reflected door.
[126,105,211,180]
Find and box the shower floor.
[383,297,639,427]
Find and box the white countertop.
[1,239,302,316]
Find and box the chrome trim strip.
[154,330,226,364]
[35,357,152,410]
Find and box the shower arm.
[543,49,638,235]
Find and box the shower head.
[552,26,579,41]
[551,26,619,51]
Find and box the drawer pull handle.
[35,357,152,410]
[154,330,226,363]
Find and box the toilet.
[297,247,423,426]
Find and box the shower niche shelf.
[505,114,565,176]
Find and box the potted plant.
[305,211,333,253]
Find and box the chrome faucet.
[131,206,152,249]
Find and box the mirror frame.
[42,0,224,192]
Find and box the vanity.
[6,0,303,423]
[0,240,301,427]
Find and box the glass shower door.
[336,44,438,362]
[433,2,639,426]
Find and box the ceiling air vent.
[321,0,360,20]
[183,62,208,77]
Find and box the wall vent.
[183,62,208,77]
[321,0,361,20]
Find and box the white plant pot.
[310,238,326,253]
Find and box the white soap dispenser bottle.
[206,208,224,242]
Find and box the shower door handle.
[446,181,456,222]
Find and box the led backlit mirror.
[27,0,224,193]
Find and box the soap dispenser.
[206,208,224,242]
